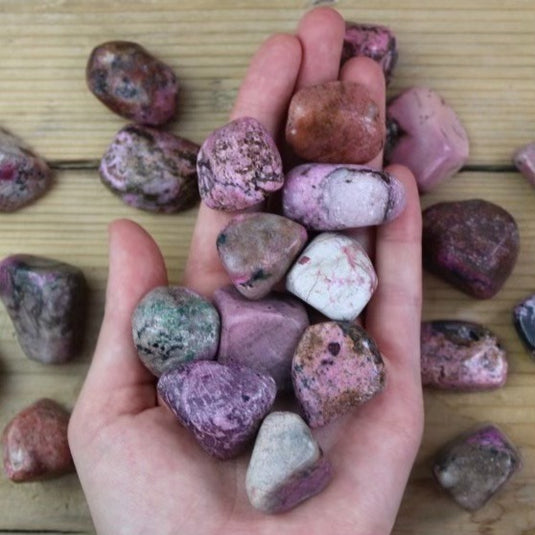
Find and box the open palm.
[68,8,423,535]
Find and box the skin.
[68,7,423,535]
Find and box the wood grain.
[1,1,535,533]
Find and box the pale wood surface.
[1,1,535,533]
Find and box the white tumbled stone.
[285,232,377,321]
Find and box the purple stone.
[341,22,398,85]
[0,128,52,212]
[197,117,283,211]
[0,255,86,364]
[86,41,178,125]
[292,321,385,428]
[282,163,406,230]
[99,124,200,213]
[422,199,519,299]
[421,320,508,390]
[246,411,332,513]
[213,286,309,391]
[157,360,276,459]
[513,293,535,359]
[216,213,307,299]
[132,286,220,377]
[513,143,535,186]
[433,424,521,510]
[385,87,469,192]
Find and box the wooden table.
[1,1,534,533]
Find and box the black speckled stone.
[513,293,535,359]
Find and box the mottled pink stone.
[513,143,535,186]
[197,117,283,211]
[292,322,385,428]
[386,87,469,192]
[2,399,73,482]
[282,163,406,230]
[421,320,508,390]
[216,213,307,299]
[157,360,276,459]
[0,255,87,364]
[286,232,377,321]
[246,412,332,513]
[0,128,52,212]
[99,124,200,213]
[433,424,521,510]
[513,293,535,359]
[341,22,398,85]
[213,286,309,391]
[422,199,519,299]
[86,41,178,125]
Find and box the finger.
[340,56,387,169]
[295,6,345,89]
[77,219,168,415]
[184,33,302,298]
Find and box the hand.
[68,7,423,535]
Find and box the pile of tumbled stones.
[0,21,527,513]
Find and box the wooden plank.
[0,0,533,164]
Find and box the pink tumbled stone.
[292,322,385,428]
[513,142,535,186]
[214,286,309,391]
[386,87,469,193]
[286,232,377,321]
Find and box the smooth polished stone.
[99,124,200,212]
[282,163,406,230]
[158,361,276,459]
[132,286,220,377]
[197,117,283,211]
[385,87,469,192]
[216,213,307,299]
[213,286,309,391]
[341,22,398,85]
[433,424,521,510]
[0,255,86,364]
[246,412,332,513]
[86,41,178,125]
[513,293,535,359]
[0,128,52,212]
[2,399,73,482]
[513,143,535,186]
[422,199,519,299]
[292,321,385,428]
[421,320,508,390]
[285,81,384,164]
[286,232,377,321]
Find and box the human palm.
[69,7,423,535]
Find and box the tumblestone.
[197,117,283,211]
[86,41,178,125]
[513,143,535,186]
[385,87,469,192]
[2,399,73,482]
[422,199,519,299]
[0,255,86,364]
[421,320,508,390]
[513,293,535,359]
[282,163,406,230]
[158,361,276,459]
[216,213,307,299]
[292,322,385,428]
[433,424,521,510]
[213,286,309,391]
[99,124,200,213]
[0,128,52,212]
[341,22,398,85]
[132,286,220,377]
[286,81,384,164]
[286,233,377,321]
[246,412,332,513]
